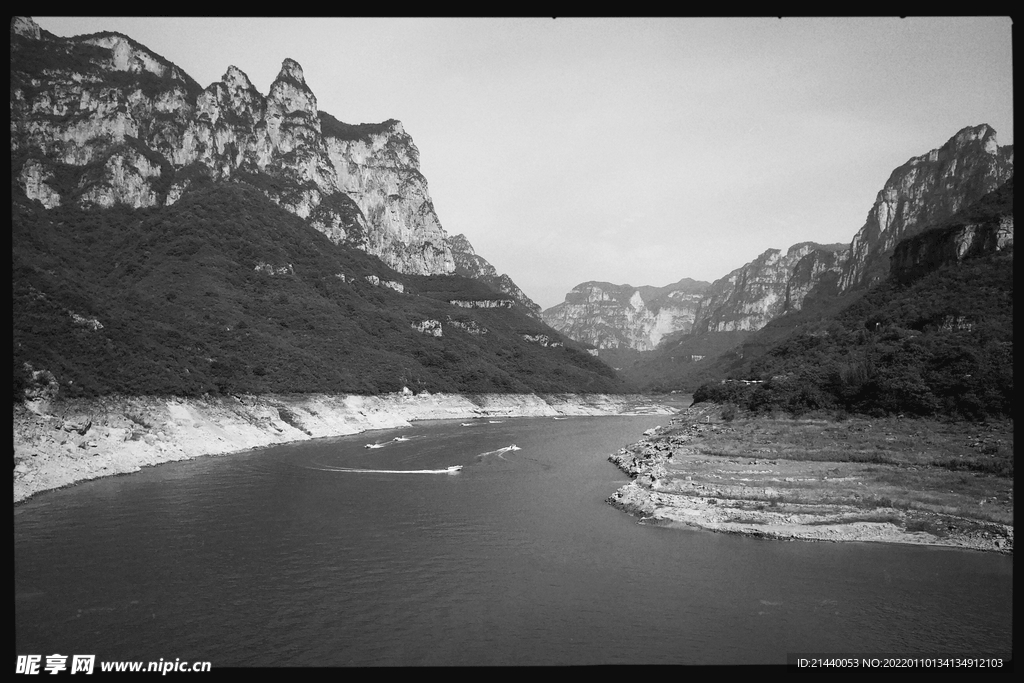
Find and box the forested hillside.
[13,183,625,400]
[693,180,1013,420]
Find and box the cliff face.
[541,279,708,351]
[838,124,1014,291]
[889,179,1013,285]
[448,234,541,316]
[323,115,454,275]
[692,242,847,333]
[10,17,454,276]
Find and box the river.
[14,414,1013,666]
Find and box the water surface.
[15,415,1013,665]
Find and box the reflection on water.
[15,416,1013,666]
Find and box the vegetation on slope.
[13,182,626,400]
[690,180,1013,420]
[692,245,1012,419]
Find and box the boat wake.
[309,465,462,474]
[475,445,522,461]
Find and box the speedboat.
[446,465,463,473]
[392,436,410,442]
[364,443,386,449]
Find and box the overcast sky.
[33,17,1014,310]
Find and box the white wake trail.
[475,445,522,461]
[308,465,461,474]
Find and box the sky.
[32,17,1014,310]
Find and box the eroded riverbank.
[14,392,669,503]
[608,403,1013,554]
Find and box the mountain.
[691,242,848,333]
[694,177,1013,419]
[448,234,541,316]
[10,16,536,310]
[11,17,625,400]
[838,124,1014,292]
[542,125,1013,391]
[889,177,1013,286]
[540,279,709,352]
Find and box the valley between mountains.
[11,16,1013,552]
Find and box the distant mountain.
[542,125,1013,395]
[11,17,625,400]
[541,279,709,351]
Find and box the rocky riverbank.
[14,391,670,503]
[608,403,1013,554]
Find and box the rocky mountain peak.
[11,16,41,39]
[223,65,255,92]
[952,123,997,151]
[448,234,476,256]
[276,58,309,88]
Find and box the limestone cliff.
[692,242,848,333]
[541,279,708,351]
[322,114,454,275]
[889,179,1013,286]
[448,234,541,316]
[838,124,1014,291]
[10,17,454,276]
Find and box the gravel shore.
[607,404,1013,554]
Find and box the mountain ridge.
[11,16,534,312]
[11,17,626,401]
[542,125,1013,370]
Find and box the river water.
[14,414,1013,666]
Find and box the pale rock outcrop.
[446,317,487,335]
[449,299,515,309]
[19,159,62,208]
[254,262,294,276]
[364,275,405,293]
[411,320,443,337]
[521,334,563,348]
[542,279,708,351]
